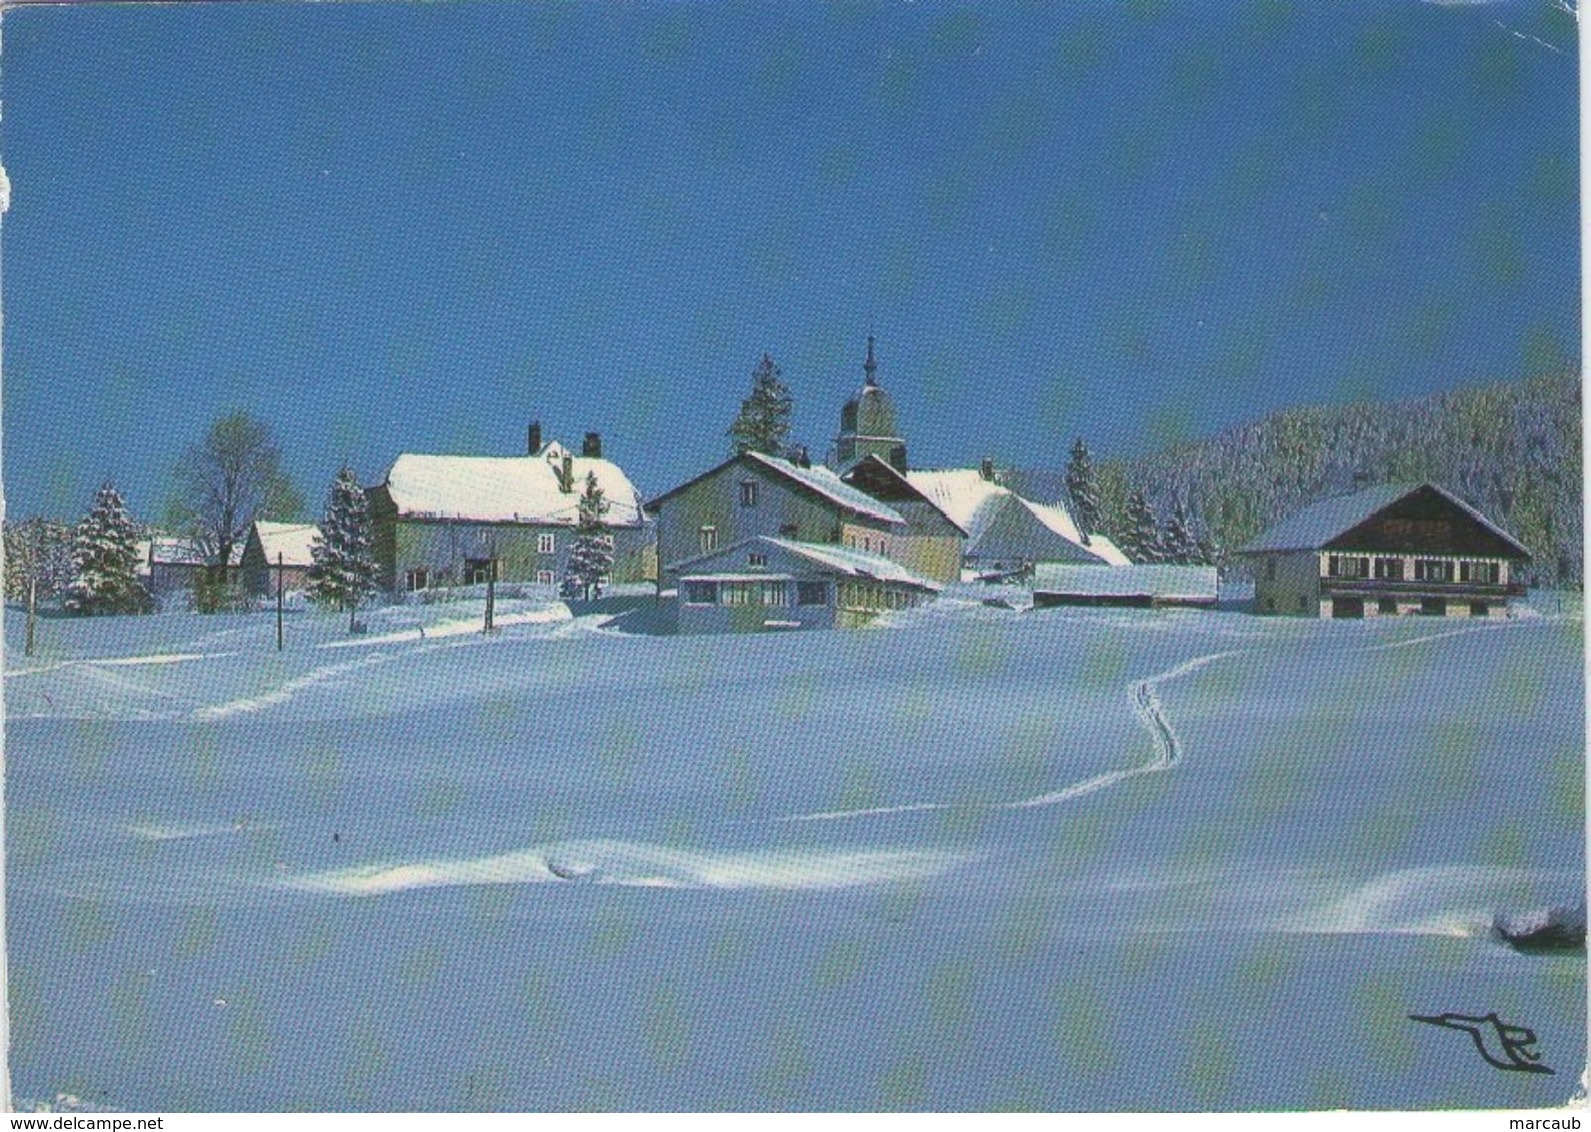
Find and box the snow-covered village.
[3,0,1583,1118]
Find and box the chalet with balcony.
[1238,482,1530,618]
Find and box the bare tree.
[170,412,302,607]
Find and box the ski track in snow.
[785,649,1242,823]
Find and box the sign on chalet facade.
[1238,482,1530,619]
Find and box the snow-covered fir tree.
[1064,437,1101,543]
[1162,493,1203,565]
[306,467,378,632]
[728,353,795,456]
[65,484,152,615]
[1117,490,1164,565]
[561,472,613,602]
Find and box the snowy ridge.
[281,838,969,897]
[192,654,393,720]
[319,604,571,648]
[124,819,274,843]
[1275,865,1554,938]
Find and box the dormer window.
[739,481,759,507]
[748,552,767,567]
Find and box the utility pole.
[483,535,497,634]
[25,568,37,658]
[276,551,284,651]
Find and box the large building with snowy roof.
[366,429,652,593]
[1237,481,1529,618]
[825,338,1127,581]
[644,448,917,589]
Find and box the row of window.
[1321,556,1501,584]
[683,580,830,607]
[406,566,593,590]
[836,581,922,613]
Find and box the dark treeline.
[1095,372,1583,586]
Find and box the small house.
[1237,482,1530,618]
[241,521,321,596]
[137,536,243,602]
[672,535,940,633]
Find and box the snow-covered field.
[4,594,1584,1110]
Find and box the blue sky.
[2,0,1579,521]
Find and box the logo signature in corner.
[1409,1011,1555,1075]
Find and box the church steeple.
[833,334,907,472]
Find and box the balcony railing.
[1319,576,1525,598]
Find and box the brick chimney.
[561,454,574,493]
[582,432,602,459]
[528,420,543,455]
[980,456,995,482]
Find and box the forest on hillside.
[1020,372,1582,586]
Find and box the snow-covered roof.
[903,468,1124,564]
[671,535,939,591]
[1033,563,1219,600]
[252,521,321,568]
[646,451,905,526]
[381,448,645,527]
[742,452,905,525]
[1239,482,1530,556]
[904,469,1008,540]
[145,536,243,567]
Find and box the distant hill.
[1013,372,1582,586]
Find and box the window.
[537,570,555,586]
[1374,557,1404,580]
[684,581,718,605]
[1298,596,1308,612]
[464,558,495,585]
[1459,560,1499,584]
[1327,555,1368,579]
[1378,598,1397,615]
[739,481,759,507]
[1266,558,1277,581]
[748,552,767,568]
[537,532,556,555]
[1414,559,1453,583]
[797,581,828,606]
[405,567,429,591]
[699,526,719,553]
[1469,601,1490,618]
[877,538,888,558]
[863,536,871,552]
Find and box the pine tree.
[728,353,795,457]
[1064,437,1102,543]
[1162,493,1201,565]
[65,484,153,615]
[306,467,379,632]
[1118,490,1164,565]
[561,472,614,603]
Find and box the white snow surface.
[4,596,1582,1111]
